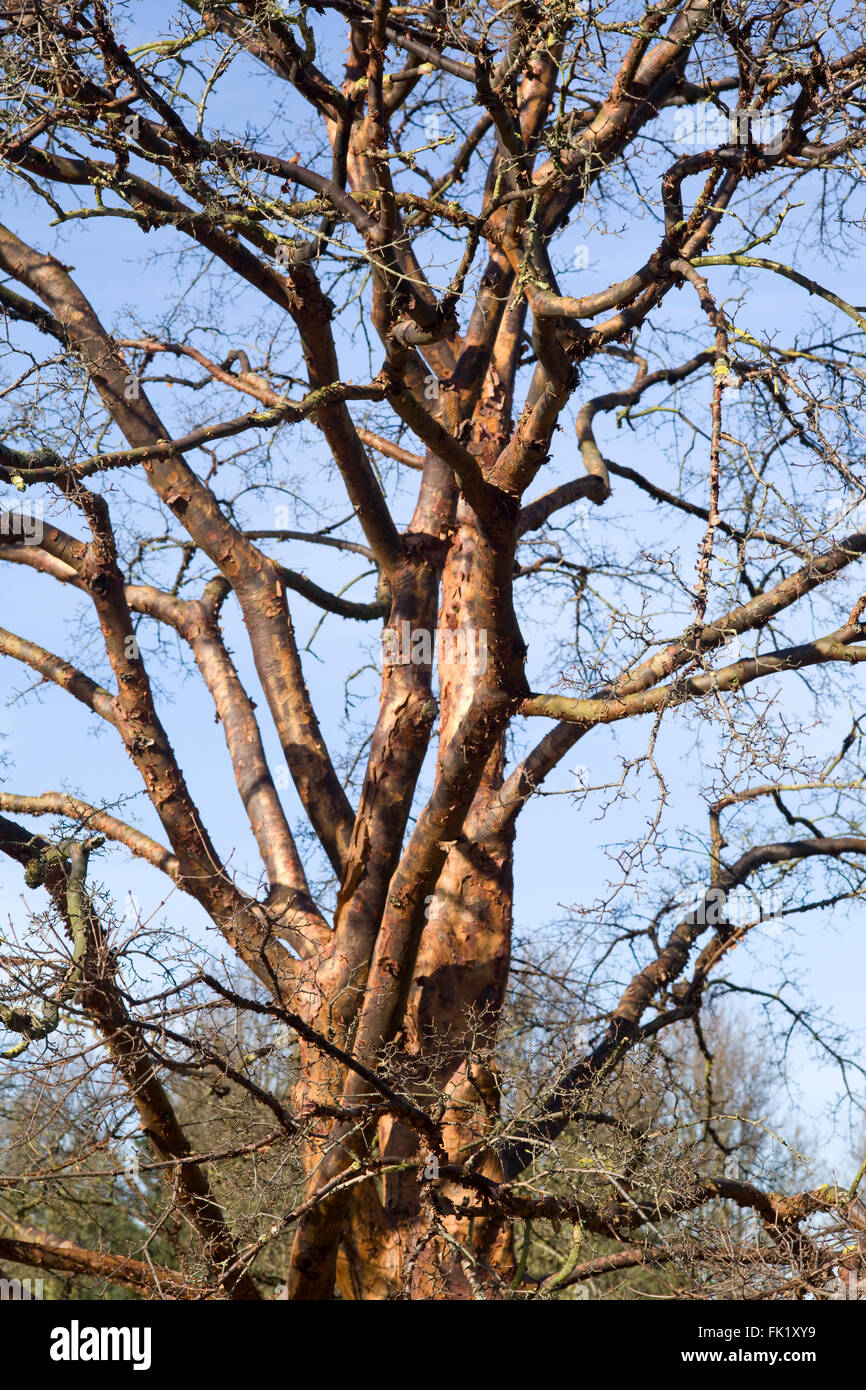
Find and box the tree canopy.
[1,0,865,1302]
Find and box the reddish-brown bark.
[1,0,866,1303]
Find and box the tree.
[0,0,865,1301]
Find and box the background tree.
[0,0,865,1300]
